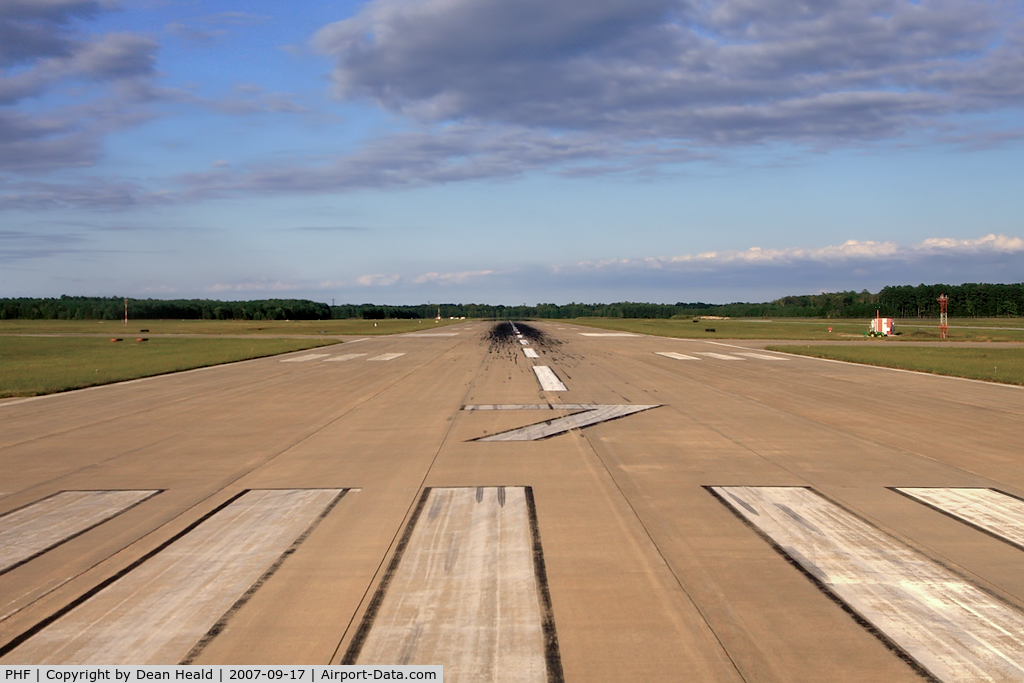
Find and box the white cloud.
[412,269,495,284]
[355,273,401,286]
[207,281,301,293]
[328,234,1024,304]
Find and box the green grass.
[0,336,339,398]
[766,345,1024,386]
[563,317,1024,342]
[0,318,465,336]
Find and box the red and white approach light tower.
[938,294,949,339]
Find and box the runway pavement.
[2,321,1024,681]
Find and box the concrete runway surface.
[2,322,1024,681]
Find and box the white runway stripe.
[368,353,405,361]
[896,488,1024,550]
[350,487,551,681]
[735,352,788,361]
[464,404,603,411]
[5,489,343,664]
[579,333,638,337]
[279,353,330,363]
[656,352,700,361]
[523,348,539,358]
[532,366,567,391]
[519,339,530,345]
[695,352,743,361]
[713,486,1024,683]
[476,405,659,441]
[0,491,159,575]
[323,353,367,362]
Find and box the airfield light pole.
[938,294,949,339]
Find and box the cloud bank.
[180,234,1023,303]
[315,0,1024,146]
[330,234,1024,304]
[4,0,1024,206]
[0,0,159,172]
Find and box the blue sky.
[2,0,1023,305]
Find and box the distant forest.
[1,283,1022,320]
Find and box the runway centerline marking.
[695,352,743,361]
[323,353,367,362]
[532,366,567,392]
[466,404,660,441]
[0,490,160,576]
[280,354,330,363]
[895,488,1024,551]
[711,486,1024,683]
[368,353,405,361]
[523,348,539,359]
[4,489,345,664]
[655,352,700,361]
[519,339,530,346]
[343,487,561,681]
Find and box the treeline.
[330,296,884,319]
[877,283,1022,318]
[1,283,1021,321]
[0,297,330,321]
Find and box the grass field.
[767,345,1024,386]
[0,336,339,398]
[566,317,1024,342]
[0,318,463,336]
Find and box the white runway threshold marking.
[523,348,539,358]
[734,352,787,361]
[344,487,561,682]
[532,366,567,392]
[280,353,330,363]
[323,353,367,362]
[695,352,743,361]
[578,332,638,337]
[4,489,344,664]
[403,333,458,337]
[368,353,405,361]
[711,486,1024,683]
[0,490,159,575]
[468,404,659,441]
[656,351,700,361]
[896,488,1024,551]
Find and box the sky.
[1,0,1023,305]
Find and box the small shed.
[869,317,895,336]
